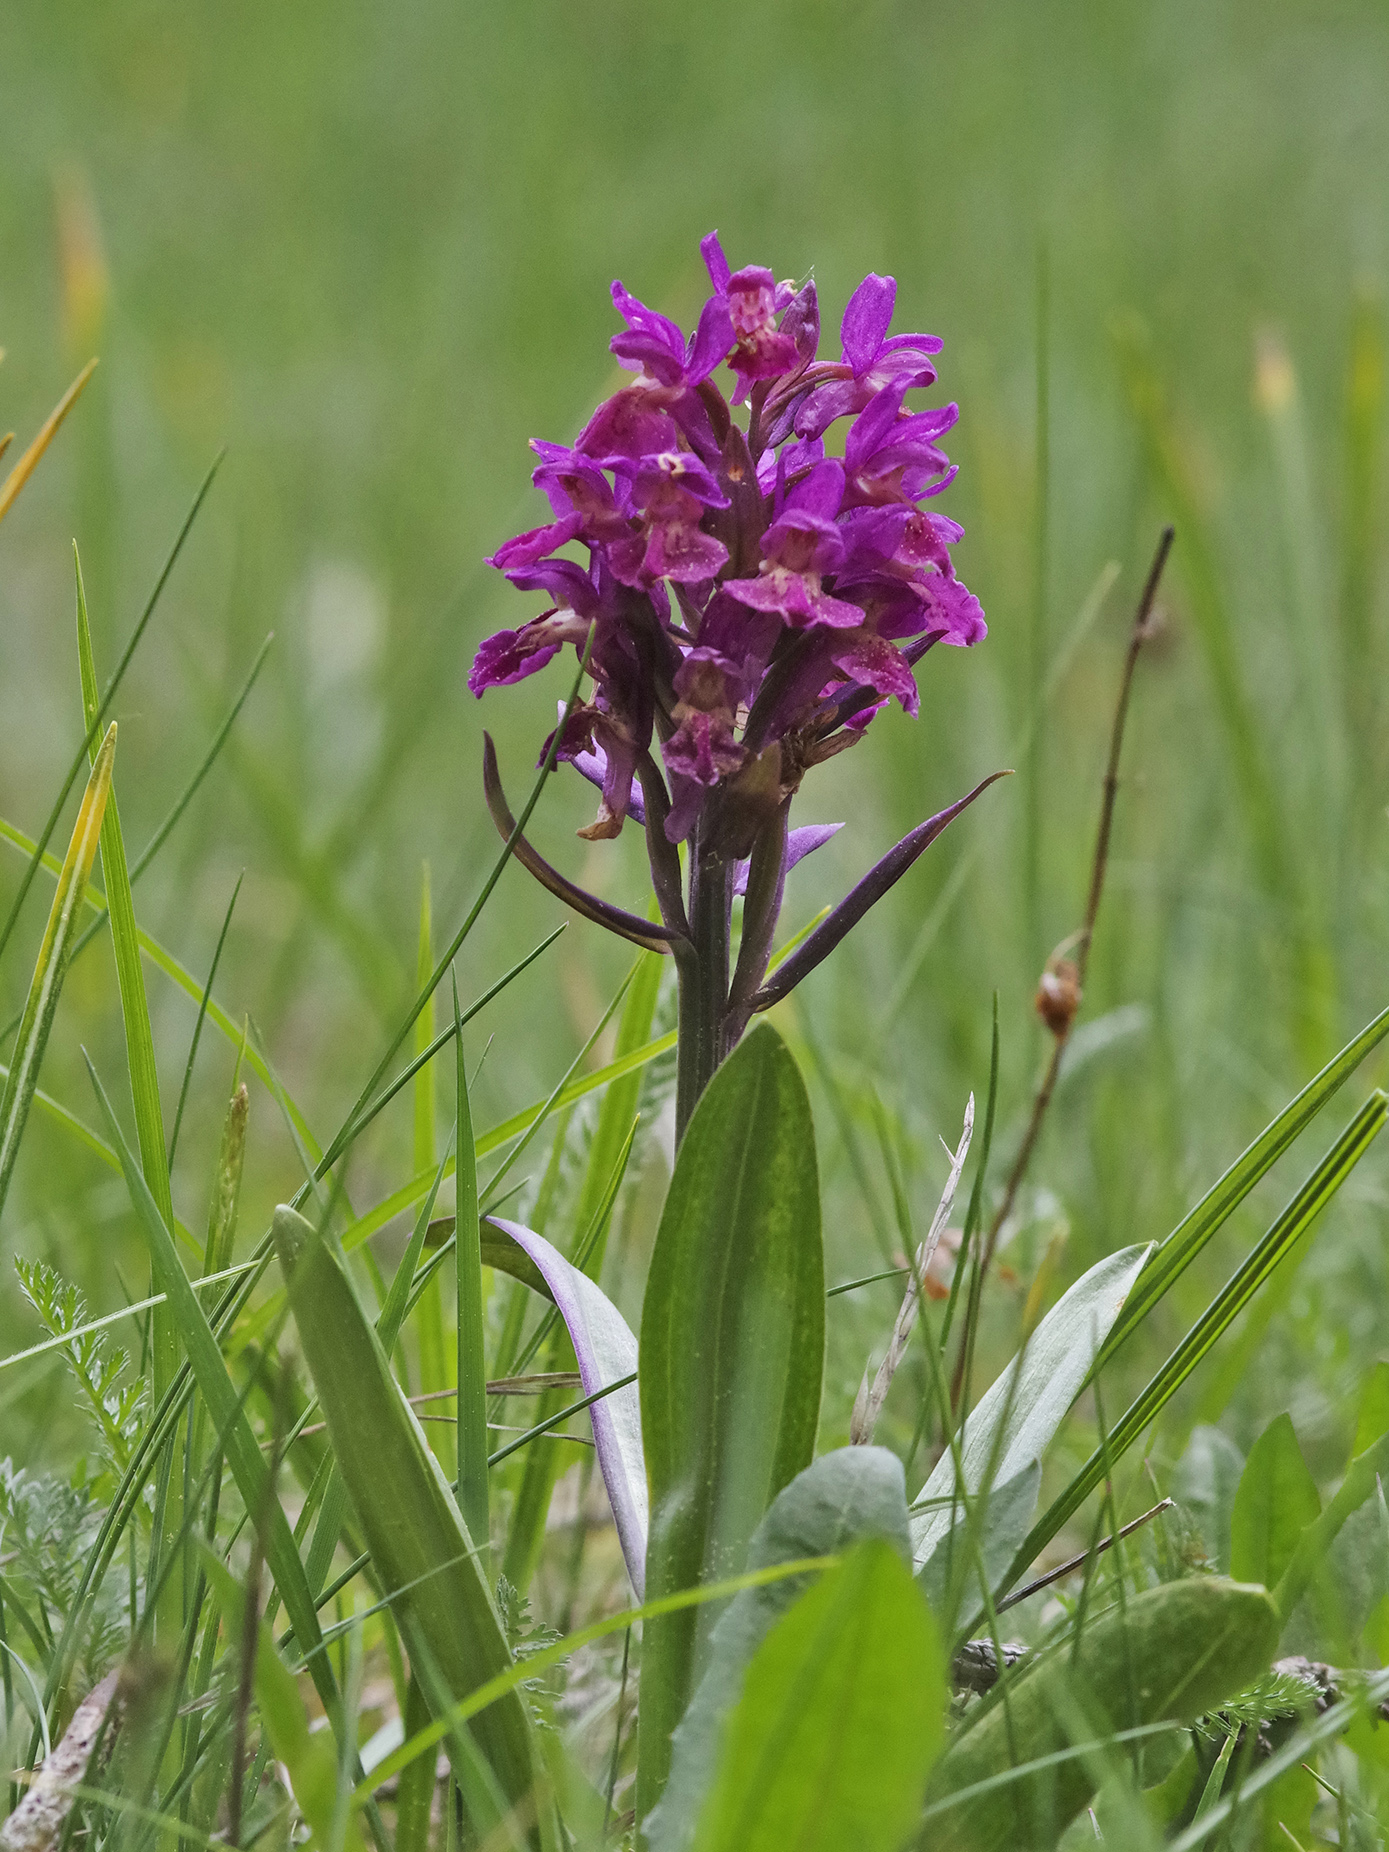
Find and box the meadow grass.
[0,3,1387,1846]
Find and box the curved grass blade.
[0,725,115,1223]
[1003,1090,1388,1608]
[0,815,319,1159]
[356,1554,842,1805]
[167,875,243,1173]
[453,975,488,1551]
[55,631,273,981]
[638,1022,825,1817]
[76,551,177,1394]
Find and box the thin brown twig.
[975,527,1174,1293]
[996,1497,1174,1614]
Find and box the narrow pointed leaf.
[689,1541,944,1852]
[0,359,97,525]
[1229,1413,1320,1590]
[0,725,115,1222]
[751,771,1009,1011]
[487,1217,646,1595]
[483,733,687,953]
[1101,1000,1389,1363]
[271,1205,547,1848]
[638,1022,825,1816]
[912,1244,1152,1575]
[1008,1091,1388,1605]
[454,975,489,1549]
[648,1447,912,1852]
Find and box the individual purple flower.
[722,459,865,629]
[794,273,944,438]
[607,451,730,588]
[702,233,801,400]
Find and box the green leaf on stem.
[648,1446,913,1852]
[638,1022,824,1818]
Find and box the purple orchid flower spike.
[470,230,1003,1137]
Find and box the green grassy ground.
[1,0,1387,1518]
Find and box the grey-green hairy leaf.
[637,1023,825,1817]
[912,1244,1151,1575]
[690,1539,944,1852]
[924,1577,1279,1852]
[647,1446,911,1852]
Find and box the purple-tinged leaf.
[482,734,687,955]
[485,1216,647,1598]
[750,772,1010,1012]
[732,822,843,897]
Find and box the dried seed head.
[1035,956,1082,1038]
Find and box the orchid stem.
[675,826,732,1144]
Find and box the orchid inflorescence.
[472,231,1005,1135]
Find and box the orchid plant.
[472,232,1002,1135]
[4,241,1389,1852]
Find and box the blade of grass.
[0,359,97,525]
[454,974,488,1554]
[75,550,178,1395]
[0,814,321,1160]
[356,1554,841,1804]
[0,453,222,965]
[1004,1090,1388,1603]
[37,630,275,999]
[412,866,450,1468]
[167,876,243,1173]
[0,725,115,1222]
[1097,1002,1389,1365]
[81,1052,346,1732]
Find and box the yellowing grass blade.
[0,723,115,1220]
[75,552,177,1394]
[0,359,98,526]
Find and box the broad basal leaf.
[637,1023,825,1815]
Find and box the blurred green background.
[1,0,1387,1491]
